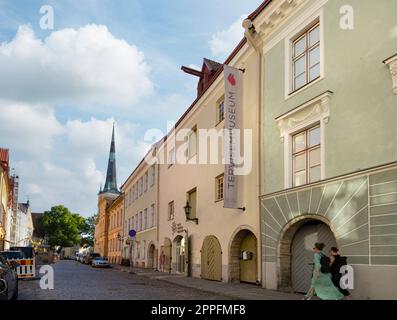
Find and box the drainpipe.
[243,18,264,287]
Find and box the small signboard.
[129,229,136,238]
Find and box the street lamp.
[184,202,198,224]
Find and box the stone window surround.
[383,53,397,95]
[276,91,332,189]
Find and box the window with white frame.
[139,211,142,231]
[291,20,320,92]
[168,147,176,168]
[215,174,224,202]
[139,177,143,196]
[216,97,225,124]
[187,126,197,158]
[144,208,148,230]
[292,124,321,187]
[144,172,148,192]
[142,240,146,259]
[151,165,155,186]
[168,201,174,220]
[151,204,155,227]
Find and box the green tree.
[38,205,88,248]
[80,214,98,248]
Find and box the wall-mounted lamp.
[184,202,198,224]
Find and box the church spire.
[102,123,119,194]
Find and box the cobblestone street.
[18,260,231,300]
[18,260,302,300]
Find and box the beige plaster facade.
[121,146,160,269]
[157,45,262,283]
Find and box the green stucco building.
[250,0,397,299]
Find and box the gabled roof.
[174,0,273,130]
[203,58,223,73]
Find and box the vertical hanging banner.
[223,65,243,209]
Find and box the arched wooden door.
[291,222,337,293]
[239,233,257,284]
[148,244,156,269]
[201,236,222,281]
[162,238,172,272]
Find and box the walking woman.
[303,243,344,300]
[330,247,351,299]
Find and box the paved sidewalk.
[111,264,302,300]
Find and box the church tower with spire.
[100,124,119,195]
[94,124,121,257]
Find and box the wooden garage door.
[291,222,337,293]
[201,236,222,281]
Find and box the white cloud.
[0,24,153,108]
[209,15,247,59]
[0,100,64,158]
[27,184,41,195]
[0,23,194,216]
[0,101,149,216]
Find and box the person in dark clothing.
[329,247,351,299]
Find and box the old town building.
[156,53,261,283]
[14,201,33,247]
[248,0,397,299]
[107,194,124,264]
[121,144,160,269]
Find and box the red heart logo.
[227,73,236,86]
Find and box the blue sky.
[0,0,263,216]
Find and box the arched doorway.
[278,217,337,293]
[201,236,222,281]
[161,238,172,272]
[148,244,156,269]
[229,228,258,284]
[173,235,185,274]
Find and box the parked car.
[91,257,111,268]
[83,253,100,265]
[77,253,84,263]
[0,253,19,300]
